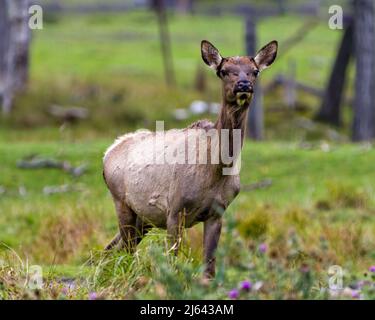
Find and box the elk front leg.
[203,216,222,279]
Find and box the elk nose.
[235,80,252,93]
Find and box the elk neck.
[214,93,250,161]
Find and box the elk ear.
[254,40,278,71]
[201,40,223,70]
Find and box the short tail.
[104,233,122,250]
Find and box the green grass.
[1,139,374,299]
[3,9,350,139]
[1,10,373,300]
[31,11,339,85]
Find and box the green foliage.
[237,205,270,240]
[327,181,369,209]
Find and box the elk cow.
[103,40,278,278]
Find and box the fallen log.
[17,155,87,177]
[48,105,88,123]
[43,184,70,195]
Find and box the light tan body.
[103,122,240,229]
[102,39,277,278]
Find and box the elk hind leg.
[167,211,185,256]
[135,216,152,245]
[115,199,138,253]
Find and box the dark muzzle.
[234,80,253,94]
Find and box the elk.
[103,40,278,278]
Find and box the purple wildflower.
[228,289,239,299]
[88,292,98,300]
[258,243,268,254]
[369,265,375,273]
[351,290,360,299]
[240,280,252,292]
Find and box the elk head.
[201,40,278,107]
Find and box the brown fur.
[103,40,277,278]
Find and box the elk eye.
[253,70,259,77]
[220,70,228,77]
[233,72,239,77]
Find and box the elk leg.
[167,211,184,256]
[115,199,137,253]
[135,216,151,245]
[203,216,222,279]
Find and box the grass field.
[3,10,349,138]
[1,140,374,299]
[1,9,374,299]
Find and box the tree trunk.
[0,1,9,74]
[0,0,11,113]
[283,59,297,108]
[8,0,30,91]
[1,0,30,114]
[245,12,263,140]
[315,22,353,126]
[153,0,176,87]
[352,0,375,141]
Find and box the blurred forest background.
[0,0,374,300]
